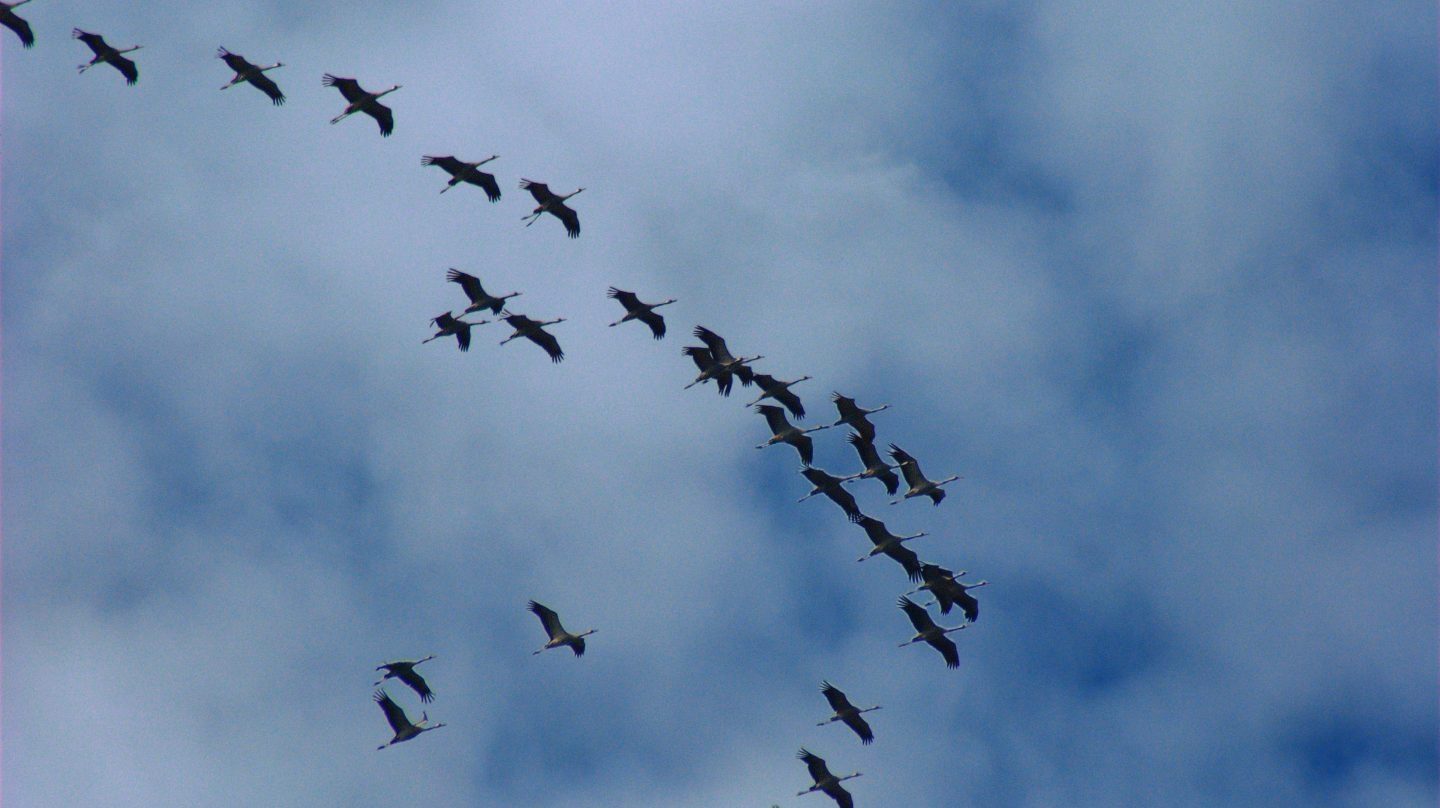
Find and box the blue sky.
[3,2,1435,806]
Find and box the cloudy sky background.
[3,2,1435,805]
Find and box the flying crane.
[528,601,595,657]
[606,287,675,339]
[374,656,436,703]
[422,155,501,201]
[217,47,285,104]
[796,748,861,808]
[897,595,967,669]
[323,73,400,136]
[74,29,141,84]
[816,681,880,745]
[519,179,582,238]
[373,690,445,750]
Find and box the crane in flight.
[845,433,900,495]
[74,29,141,84]
[904,564,987,622]
[897,595,966,669]
[830,393,889,442]
[446,268,520,316]
[217,47,285,104]
[373,690,445,750]
[798,466,864,522]
[424,312,486,351]
[323,73,400,136]
[816,681,880,745]
[745,373,811,419]
[606,287,676,339]
[519,179,582,237]
[888,443,961,505]
[499,313,565,362]
[373,656,436,703]
[754,404,831,465]
[796,748,861,807]
[528,601,595,657]
[422,155,501,201]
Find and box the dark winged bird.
[897,595,966,669]
[846,433,900,495]
[905,564,987,622]
[423,312,486,351]
[519,179,582,238]
[692,326,760,384]
[323,73,400,136]
[499,313,565,363]
[817,681,880,745]
[1,2,34,49]
[745,373,811,419]
[422,155,501,201]
[373,690,445,750]
[528,600,595,657]
[683,345,736,396]
[754,404,831,465]
[798,466,863,522]
[606,287,675,339]
[888,443,961,505]
[374,656,436,703]
[446,268,520,316]
[830,393,889,442]
[796,748,861,807]
[853,515,926,578]
[74,29,141,84]
[217,47,285,104]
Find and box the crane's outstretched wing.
[373,690,411,734]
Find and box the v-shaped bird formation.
[8,10,993,804]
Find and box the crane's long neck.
[562,187,585,200]
[375,85,400,99]
[116,45,142,55]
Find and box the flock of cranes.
[10,8,989,805]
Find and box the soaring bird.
[606,287,675,339]
[905,564,987,622]
[446,268,520,316]
[528,601,595,657]
[754,404,831,465]
[1,2,35,49]
[374,656,436,703]
[682,345,735,396]
[216,47,285,104]
[853,515,926,578]
[692,326,760,385]
[373,690,445,750]
[846,433,901,495]
[519,179,582,238]
[422,155,501,201]
[74,29,141,84]
[798,466,863,522]
[817,682,880,745]
[796,748,861,808]
[897,595,966,669]
[424,312,486,351]
[323,73,399,136]
[499,313,565,363]
[745,373,811,419]
[888,444,961,505]
[830,393,889,442]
